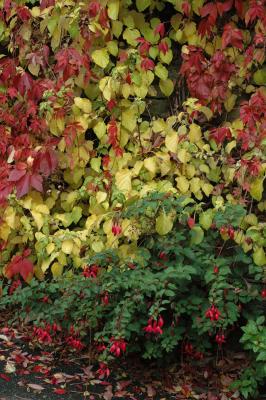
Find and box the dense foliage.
[0,0,265,398]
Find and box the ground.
[0,326,265,400]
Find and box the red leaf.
[154,23,165,37]
[54,388,67,394]
[5,256,34,282]
[15,174,30,198]
[30,174,43,192]
[8,168,26,182]
[222,23,243,49]
[141,58,155,71]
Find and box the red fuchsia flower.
[42,296,49,303]
[158,251,168,261]
[187,217,195,229]
[109,338,127,357]
[96,362,110,379]
[101,292,109,305]
[144,316,164,335]
[82,264,99,278]
[261,289,266,299]
[213,265,219,274]
[95,342,107,352]
[184,343,193,355]
[215,333,226,345]
[205,305,221,321]
[227,226,235,240]
[112,222,122,236]
[66,336,84,351]
[193,351,204,360]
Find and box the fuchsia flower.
[144,315,164,335]
[82,264,99,278]
[205,305,221,321]
[261,289,266,299]
[109,337,127,357]
[112,222,122,236]
[215,333,226,345]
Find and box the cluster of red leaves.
[107,119,123,157]
[5,249,34,282]
[180,48,236,113]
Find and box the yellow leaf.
[92,241,105,252]
[176,176,190,193]
[225,140,236,154]
[4,207,16,229]
[224,94,237,112]
[156,213,173,235]
[92,49,110,69]
[99,77,113,100]
[190,178,201,194]
[96,191,107,204]
[51,262,63,278]
[201,182,214,197]
[107,0,120,20]
[165,131,178,153]
[41,258,51,273]
[189,123,201,143]
[61,239,74,254]
[253,247,266,266]
[85,215,98,231]
[115,169,132,193]
[177,149,191,163]
[31,211,44,231]
[74,97,92,113]
[93,119,106,139]
[250,178,264,201]
[0,222,10,241]
[46,242,55,255]
[144,157,157,174]
[35,204,50,214]
[159,79,174,97]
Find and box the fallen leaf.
[27,383,45,391]
[0,373,11,382]
[147,384,156,397]
[54,388,67,394]
[103,385,113,400]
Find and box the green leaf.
[190,226,204,245]
[253,68,266,85]
[136,0,151,12]
[107,0,120,20]
[159,79,174,96]
[156,213,173,235]
[155,63,168,80]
